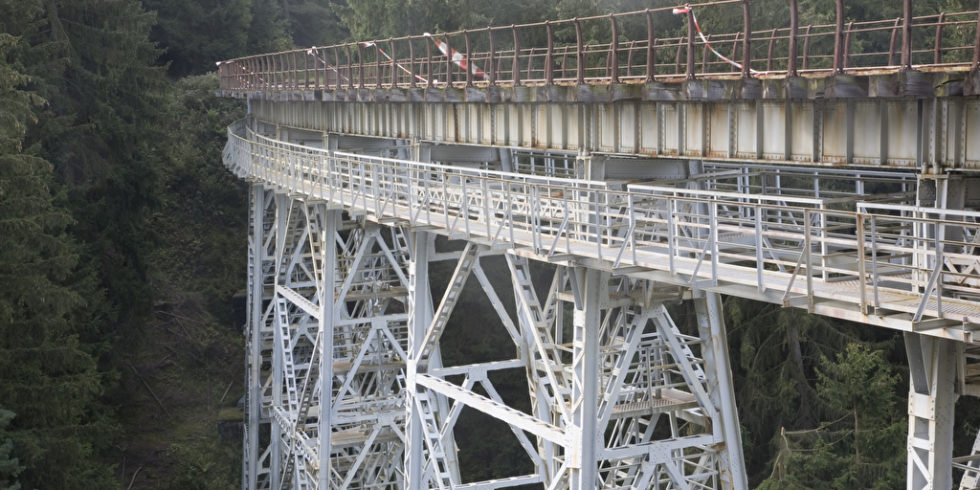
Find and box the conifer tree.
[0,3,117,486]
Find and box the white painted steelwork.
[227,115,980,489]
[227,121,980,338]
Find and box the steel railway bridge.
[218,1,980,488]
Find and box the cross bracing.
[228,116,980,488]
[219,3,980,488]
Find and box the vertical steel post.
[646,10,656,82]
[834,0,845,74]
[445,34,453,87]
[269,192,289,488]
[317,207,338,489]
[686,8,696,79]
[742,0,752,77]
[512,26,521,85]
[465,30,474,87]
[409,37,417,88]
[974,0,980,69]
[789,0,799,76]
[905,333,957,490]
[902,0,913,70]
[609,15,620,83]
[389,38,397,87]
[405,231,433,490]
[934,13,946,64]
[488,28,497,85]
[694,291,748,490]
[545,22,554,85]
[889,18,901,66]
[245,184,265,490]
[575,19,585,84]
[569,268,604,490]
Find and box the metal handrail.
[224,120,980,327]
[217,2,980,91]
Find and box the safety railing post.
[805,209,813,311]
[575,19,585,84]
[445,34,454,87]
[834,0,844,74]
[974,0,980,69]
[465,30,474,87]
[426,36,433,88]
[711,201,718,283]
[870,215,880,311]
[802,25,812,70]
[857,214,868,314]
[293,50,300,89]
[888,18,900,66]
[742,0,751,77]
[935,12,946,64]
[346,44,355,89]
[902,0,913,70]
[304,49,311,89]
[767,29,776,72]
[844,21,853,69]
[545,22,554,85]
[789,0,799,76]
[512,26,521,85]
[686,8,695,79]
[609,15,620,83]
[389,39,397,87]
[755,206,764,291]
[488,28,497,85]
[645,10,656,82]
[331,47,340,90]
[357,42,365,88]
[409,38,417,88]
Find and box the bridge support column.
[694,291,748,490]
[317,205,339,490]
[244,184,275,490]
[405,230,433,490]
[569,268,605,490]
[905,332,958,490]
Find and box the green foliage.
[0,410,22,490]
[144,0,254,77]
[758,344,906,490]
[0,4,119,486]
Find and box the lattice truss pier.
[229,119,980,489]
[242,184,749,489]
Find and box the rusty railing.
[217,0,980,92]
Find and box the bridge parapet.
[218,1,980,99]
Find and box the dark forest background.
[1,0,979,488]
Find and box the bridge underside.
[229,71,980,489]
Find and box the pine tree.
[0,409,22,490]
[758,344,905,489]
[0,3,118,486]
[143,0,254,77]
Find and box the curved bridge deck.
[226,120,980,343]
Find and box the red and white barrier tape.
[673,4,761,75]
[359,42,429,83]
[423,32,489,81]
[217,60,268,86]
[306,47,349,82]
